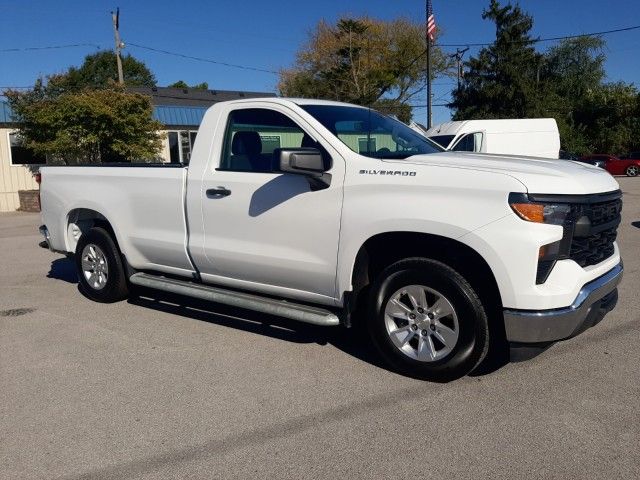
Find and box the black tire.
[75,227,129,303]
[625,165,639,177]
[367,258,489,382]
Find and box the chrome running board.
[129,272,340,327]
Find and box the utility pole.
[111,7,124,85]
[448,47,469,90]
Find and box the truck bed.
[40,165,195,277]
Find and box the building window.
[259,135,281,154]
[168,132,180,163]
[358,137,376,154]
[167,130,197,164]
[180,131,191,164]
[9,132,46,165]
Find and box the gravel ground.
[1,178,639,479]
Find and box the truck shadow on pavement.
[47,257,78,283]
[128,286,391,370]
[632,221,640,229]
[127,286,509,377]
[46,257,510,376]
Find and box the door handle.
[206,186,231,198]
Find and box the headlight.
[509,193,572,225]
[508,193,575,284]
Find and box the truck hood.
[392,151,620,194]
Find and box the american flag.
[426,0,436,42]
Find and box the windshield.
[301,105,443,159]
[428,135,455,149]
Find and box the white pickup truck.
[39,98,623,381]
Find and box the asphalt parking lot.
[1,178,639,480]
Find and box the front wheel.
[367,258,489,382]
[626,165,639,177]
[75,227,129,303]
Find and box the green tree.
[447,1,640,155]
[50,50,156,93]
[575,83,640,155]
[541,37,607,153]
[450,0,543,119]
[279,16,452,122]
[538,36,639,155]
[544,37,640,155]
[543,37,605,99]
[6,86,163,164]
[168,80,209,90]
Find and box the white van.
[425,118,560,159]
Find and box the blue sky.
[1,0,638,124]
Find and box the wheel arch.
[348,231,503,323]
[66,207,122,255]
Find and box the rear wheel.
[75,227,129,303]
[367,258,489,381]
[626,165,639,177]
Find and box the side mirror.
[277,148,331,190]
[279,148,325,173]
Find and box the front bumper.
[503,263,623,344]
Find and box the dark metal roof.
[1,99,209,128]
[0,85,272,127]
[128,86,276,107]
[0,100,12,124]
[153,105,207,127]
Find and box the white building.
[0,102,39,211]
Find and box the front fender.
[336,164,527,301]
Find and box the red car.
[580,153,640,177]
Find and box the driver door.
[194,104,344,304]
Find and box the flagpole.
[426,1,432,129]
[427,35,432,129]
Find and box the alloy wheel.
[383,284,459,362]
[81,243,109,290]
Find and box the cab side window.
[452,132,483,152]
[219,108,309,172]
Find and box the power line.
[409,104,449,108]
[436,24,640,47]
[391,23,640,113]
[377,23,639,111]
[127,42,279,75]
[406,25,640,72]
[0,43,101,53]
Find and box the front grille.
[569,196,622,267]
